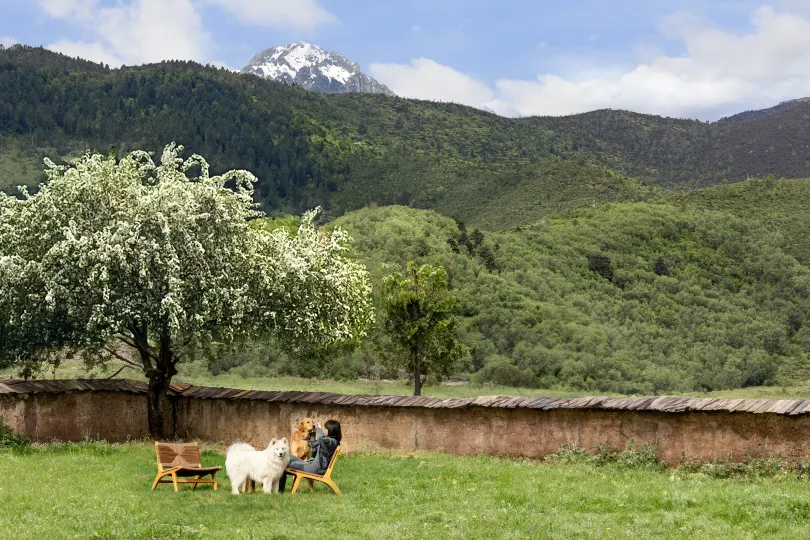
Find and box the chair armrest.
[285,468,325,478]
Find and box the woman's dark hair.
[325,419,342,443]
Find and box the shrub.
[544,443,589,465]
[472,357,539,387]
[0,419,28,451]
[545,441,810,480]
[545,440,664,471]
[592,440,666,470]
[586,253,614,281]
[676,454,805,480]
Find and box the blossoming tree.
[0,144,373,437]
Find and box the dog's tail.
[226,442,256,457]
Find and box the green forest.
[3,44,810,394]
[309,205,810,393]
[3,45,810,225]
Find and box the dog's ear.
[269,437,277,445]
[281,437,288,444]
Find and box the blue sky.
[2,1,810,119]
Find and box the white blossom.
[0,144,373,370]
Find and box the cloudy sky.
[3,0,810,120]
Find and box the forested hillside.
[4,45,810,394]
[718,98,810,124]
[243,205,810,394]
[2,45,810,228]
[668,176,810,264]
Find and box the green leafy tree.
[381,262,467,396]
[0,144,373,437]
[653,256,670,276]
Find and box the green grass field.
[4,359,810,400]
[1,442,809,539]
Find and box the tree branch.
[103,346,143,369]
[116,334,158,359]
[105,365,135,379]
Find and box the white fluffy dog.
[225,437,290,495]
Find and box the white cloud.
[372,5,810,120]
[40,0,336,67]
[41,0,98,21]
[0,36,18,48]
[41,0,208,67]
[370,58,495,106]
[202,0,336,31]
[779,0,810,11]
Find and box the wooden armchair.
[151,441,222,492]
[284,446,342,495]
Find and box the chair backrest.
[323,446,341,479]
[155,442,202,471]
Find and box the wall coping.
[1,378,808,416]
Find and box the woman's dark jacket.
[308,426,339,474]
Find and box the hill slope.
[718,98,810,123]
[1,45,810,226]
[668,176,810,264]
[4,46,810,394]
[324,204,810,394]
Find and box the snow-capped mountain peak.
[241,42,394,96]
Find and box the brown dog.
[291,417,314,460]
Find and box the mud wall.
[174,397,810,464]
[4,391,810,464]
[0,392,149,442]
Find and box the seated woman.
[279,419,341,492]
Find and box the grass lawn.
[1,443,810,539]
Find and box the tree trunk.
[143,333,178,439]
[147,372,172,439]
[412,346,422,396]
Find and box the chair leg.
[213,473,218,491]
[290,476,302,494]
[324,479,342,496]
[151,474,162,491]
[192,475,200,490]
[172,472,179,493]
[307,478,315,493]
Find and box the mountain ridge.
[717,97,810,124]
[1,45,810,228]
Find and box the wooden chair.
[284,446,342,495]
[151,441,222,492]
